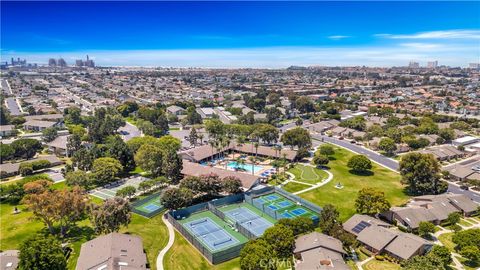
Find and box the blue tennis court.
[267,204,279,210]
[291,208,308,216]
[279,212,294,218]
[277,200,293,208]
[144,204,161,211]
[185,218,239,251]
[224,207,273,237]
[265,194,280,201]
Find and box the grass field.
[298,145,409,221]
[282,181,311,193]
[438,233,455,252]
[1,193,169,270]
[288,164,328,184]
[363,259,400,270]
[164,231,241,270]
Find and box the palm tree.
[209,139,217,163]
[234,135,245,160]
[198,133,204,145]
[282,153,288,177]
[248,156,257,175]
[254,142,259,158]
[235,157,246,171]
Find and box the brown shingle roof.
[76,233,147,270]
[181,160,259,190]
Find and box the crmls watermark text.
[259,258,293,268]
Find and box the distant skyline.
[1,1,479,67]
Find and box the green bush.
[19,163,34,176]
[31,160,51,170]
[375,255,385,261]
[359,246,373,257]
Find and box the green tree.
[11,138,42,159]
[295,96,315,114]
[319,204,340,235]
[402,254,445,270]
[460,246,480,262]
[92,157,123,185]
[41,127,58,142]
[446,212,461,226]
[312,154,329,167]
[378,137,397,156]
[161,187,193,210]
[105,135,135,172]
[115,185,136,198]
[66,134,82,155]
[347,155,372,173]
[418,221,436,238]
[399,153,447,195]
[452,229,480,250]
[186,106,202,125]
[318,144,335,157]
[89,197,131,234]
[18,234,67,270]
[277,217,315,236]
[354,188,390,215]
[65,170,92,190]
[240,239,276,270]
[134,144,163,176]
[280,127,312,149]
[429,245,452,267]
[438,128,455,142]
[0,143,14,162]
[64,106,82,125]
[262,224,295,258]
[222,176,242,194]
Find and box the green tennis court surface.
[252,192,319,222]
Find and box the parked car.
[460,185,469,190]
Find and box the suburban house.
[0,125,15,137]
[46,135,69,156]
[23,120,62,131]
[22,114,65,132]
[0,250,19,270]
[444,157,480,181]
[0,155,63,178]
[452,136,479,147]
[293,232,349,270]
[76,233,148,270]
[343,214,432,260]
[412,194,479,217]
[305,120,340,134]
[419,145,465,161]
[166,105,186,116]
[380,193,478,230]
[196,107,215,119]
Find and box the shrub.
[375,255,385,261]
[19,163,34,176]
[31,160,51,171]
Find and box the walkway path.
[356,256,374,270]
[294,169,333,195]
[157,215,175,270]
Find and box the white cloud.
[375,29,480,40]
[328,35,350,40]
[399,43,444,49]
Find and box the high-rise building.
[75,55,95,67]
[427,61,438,69]
[469,63,480,69]
[57,58,67,67]
[48,58,57,67]
[408,61,419,68]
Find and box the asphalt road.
[5,97,23,116]
[311,134,480,203]
[1,79,13,95]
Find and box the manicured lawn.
[120,213,169,270]
[363,259,400,270]
[164,231,241,270]
[438,233,455,252]
[282,182,311,193]
[298,145,409,221]
[287,164,328,184]
[1,190,169,270]
[459,219,473,227]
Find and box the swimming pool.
[227,161,263,173]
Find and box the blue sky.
[1,1,479,67]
